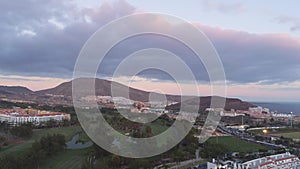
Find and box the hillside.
[0,78,255,110]
[0,86,33,95]
[0,86,36,102]
[37,78,181,102]
[166,96,255,111]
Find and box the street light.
[290,112,293,128]
[262,129,268,134]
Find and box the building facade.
[208,152,300,169]
[0,108,70,126]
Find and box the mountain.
[0,78,255,110]
[0,86,36,103]
[166,96,255,111]
[0,86,33,95]
[37,78,181,102]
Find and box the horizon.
[2,77,300,103]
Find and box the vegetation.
[81,128,199,169]
[1,101,286,169]
[200,141,228,159]
[0,123,93,169]
[248,127,300,135]
[0,125,83,157]
[206,136,269,153]
[0,134,66,169]
[10,123,33,138]
[40,149,89,169]
[103,112,173,137]
[272,132,300,139]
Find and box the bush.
[10,124,33,138]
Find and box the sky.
[1,0,300,102]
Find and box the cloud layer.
[1,0,300,87]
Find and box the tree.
[10,123,33,138]
[31,141,46,169]
[39,134,66,156]
[200,142,228,159]
[145,126,152,137]
[128,159,152,169]
[111,155,121,167]
[0,155,21,169]
[81,152,96,169]
[173,149,185,162]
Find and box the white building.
[262,108,270,113]
[249,106,263,113]
[0,113,68,126]
[206,108,224,112]
[207,152,300,169]
[243,152,300,169]
[271,112,293,118]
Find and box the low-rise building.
[207,152,300,169]
[249,106,263,113]
[243,152,300,169]
[0,108,70,126]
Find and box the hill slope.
[166,96,255,111]
[37,78,181,102]
[0,86,33,95]
[0,78,255,110]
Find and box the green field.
[40,149,89,169]
[271,132,300,139]
[207,136,269,152]
[0,125,84,157]
[248,128,300,135]
[248,128,300,139]
[248,129,265,135]
[143,119,170,135]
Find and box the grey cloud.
[200,0,245,14]
[1,0,300,86]
[275,16,300,31]
[0,0,136,78]
[198,24,300,83]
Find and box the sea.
[251,102,300,116]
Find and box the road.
[154,158,204,169]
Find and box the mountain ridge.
[0,78,255,110]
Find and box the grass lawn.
[271,132,300,139]
[0,125,85,157]
[40,148,90,169]
[249,128,300,135]
[141,119,170,136]
[147,122,169,135]
[248,129,264,134]
[248,128,300,139]
[207,136,269,153]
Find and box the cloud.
[200,0,245,14]
[1,0,300,88]
[196,24,300,84]
[0,0,137,78]
[275,16,300,31]
[95,18,300,84]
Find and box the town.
[1,95,300,169]
[82,96,300,168]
